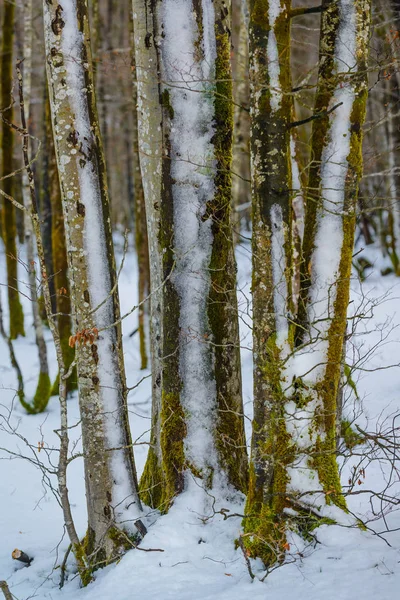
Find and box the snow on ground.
[0,235,400,599]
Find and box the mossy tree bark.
[293,0,371,497]
[242,0,295,566]
[243,0,371,567]
[43,0,142,569]
[1,0,25,339]
[290,0,372,522]
[132,0,248,512]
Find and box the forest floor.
[0,236,400,600]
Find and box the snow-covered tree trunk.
[242,0,294,565]
[232,0,251,238]
[243,0,371,566]
[133,0,248,512]
[1,0,25,340]
[21,0,51,411]
[291,0,371,517]
[43,0,142,567]
[290,0,371,536]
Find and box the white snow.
[270,204,290,351]
[281,0,362,504]
[267,0,284,113]
[161,0,220,481]
[1,238,400,599]
[303,0,357,379]
[291,136,305,244]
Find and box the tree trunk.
[130,9,150,371]
[43,93,77,395]
[243,0,371,566]
[39,85,56,313]
[291,0,371,518]
[43,0,142,568]
[242,0,295,566]
[231,0,251,239]
[20,0,51,412]
[292,0,371,531]
[133,0,248,512]
[1,0,25,339]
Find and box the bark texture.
[43,0,142,569]
[1,0,25,339]
[243,0,294,565]
[130,11,150,371]
[20,0,51,412]
[133,0,248,512]
[243,0,371,566]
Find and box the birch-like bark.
[21,0,51,412]
[130,10,150,371]
[44,93,77,395]
[13,59,87,583]
[383,2,400,271]
[1,0,25,339]
[43,0,142,565]
[131,0,165,508]
[133,0,248,512]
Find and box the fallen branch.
[0,581,12,600]
[12,548,33,566]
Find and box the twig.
[59,543,72,589]
[238,536,255,581]
[289,102,344,129]
[290,4,323,18]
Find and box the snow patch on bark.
[291,136,304,244]
[60,1,141,525]
[161,0,220,478]
[283,0,358,505]
[270,204,289,351]
[295,0,357,384]
[267,0,283,113]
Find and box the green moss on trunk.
[207,25,248,493]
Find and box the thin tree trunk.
[39,84,56,313]
[11,58,88,584]
[231,0,251,239]
[21,0,51,412]
[43,0,142,568]
[130,9,150,371]
[43,93,77,395]
[1,0,25,339]
[133,0,248,512]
